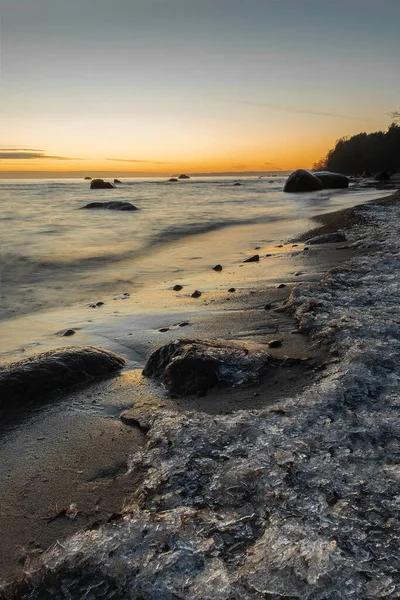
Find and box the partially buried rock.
[0,346,125,408]
[173,284,183,291]
[268,339,282,348]
[168,178,179,182]
[313,171,349,189]
[212,264,223,271]
[191,290,202,298]
[244,254,260,263]
[178,174,190,179]
[113,178,122,184]
[228,288,236,293]
[234,182,242,186]
[283,169,323,193]
[82,201,138,211]
[90,179,115,189]
[142,338,270,395]
[374,170,391,181]
[61,329,76,337]
[306,232,346,245]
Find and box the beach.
[0,179,399,597]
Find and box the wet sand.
[0,189,398,583]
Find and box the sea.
[0,175,388,325]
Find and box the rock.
[264,303,272,310]
[234,182,241,186]
[173,285,183,291]
[159,328,170,333]
[306,232,346,245]
[283,169,323,193]
[374,170,391,181]
[84,177,92,180]
[0,346,125,407]
[82,201,138,211]
[168,178,179,182]
[178,174,190,179]
[212,264,223,271]
[228,288,236,293]
[243,255,260,263]
[268,339,282,348]
[142,338,270,395]
[277,283,286,288]
[113,178,122,184]
[191,290,202,298]
[313,171,349,189]
[61,329,76,337]
[89,179,115,189]
[362,169,372,178]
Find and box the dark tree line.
[313,123,400,175]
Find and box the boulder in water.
[84,176,92,180]
[90,179,115,189]
[178,174,190,179]
[0,346,125,408]
[82,201,138,211]
[113,178,122,184]
[168,178,179,182]
[313,171,349,189]
[142,338,270,395]
[374,170,391,181]
[283,169,323,193]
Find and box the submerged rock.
[89,179,115,189]
[0,346,125,407]
[168,178,178,182]
[82,201,138,211]
[283,169,323,193]
[306,232,346,245]
[143,338,270,395]
[313,171,349,189]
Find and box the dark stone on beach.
[113,178,122,184]
[277,283,286,288]
[294,271,303,276]
[89,179,115,189]
[212,264,223,271]
[268,339,282,348]
[142,338,270,395]
[244,254,260,263]
[178,174,190,179]
[173,284,183,291]
[283,169,323,193]
[191,290,202,298]
[168,178,179,182]
[313,171,349,189]
[82,201,138,211]
[264,303,272,310]
[306,232,346,245]
[228,288,236,293]
[234,182,241,186]
[374,170,391,181]
[0,346,125,408]
[159,328,170,333]
[61,329,76,337]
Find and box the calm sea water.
[0,176,387,320]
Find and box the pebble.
[277,283,286,289]
[243,254,260,263]
[264,303,272,310]
[191,290,202,298]
[61,329,76,337]
[173,284,183,291]
[228,288,236,293]
[212,264,223,271]
[159,328,169,333]
[268,339,282,348]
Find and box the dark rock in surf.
[374,170,391,181]
[90,179,115,189]
[244,255,260,263]
[0,346,125,408]
[234,182,242,186]
[313,171,349,189]
[143,338,270,395]
[113,178,122,184]
[212,264,223,271]
[82,201,138,211]
[178,174,190,179]
[306,232,346,245]
[283,169,323,193]
[84,177,92,180]
[168,178,179,182]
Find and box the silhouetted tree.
[313,124,400,174]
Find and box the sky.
[0,0,399,177]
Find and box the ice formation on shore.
[3,201,400,599]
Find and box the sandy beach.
[1,186,399,593]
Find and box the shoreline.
[1,187,400,592]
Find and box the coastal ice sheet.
[4,201,400,599]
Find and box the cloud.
[0,150,79,160]
[106,158,170,164]
[238,101,376,121]
[0,147,45,152]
